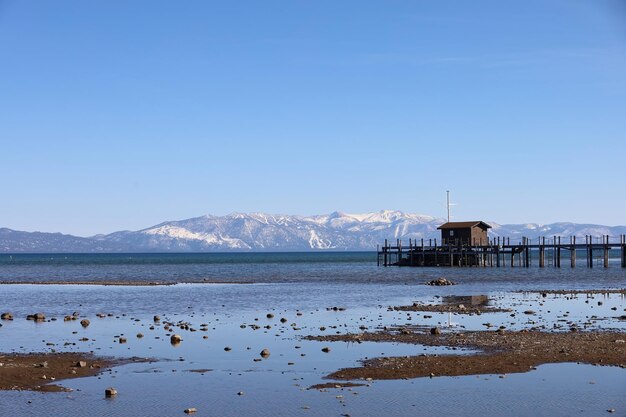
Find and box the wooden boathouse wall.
[377,235,626,268]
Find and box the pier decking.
[377,235,626,268]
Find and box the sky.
[1,1,625,236]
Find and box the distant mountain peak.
[1,212,624,253]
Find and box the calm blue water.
[0,252,625,417]
[0,252,625,291]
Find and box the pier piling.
[378,234,625,269]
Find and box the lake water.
[1,252,625,290]
[0,253,625,416]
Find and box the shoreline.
[0,280,255,286]
[518,289,626,295]
[306,329,626,382]
[0,353,149,392]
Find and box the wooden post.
[421,238,425,266]
[449,238,454,267]
[556,236,561,268]
[434,238,438,266]
[539,237,545,268]
[589,236,593,269]
[383,239,388,266]
[604,235,609,268]
[622,234,626,268]
[525,237,530,267]
[496,237,500,267]
[571,236,576,268]
[377,244,380,267]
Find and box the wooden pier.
[377,235,626,268]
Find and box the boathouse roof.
[437,221,492,230]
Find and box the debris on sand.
[426,277,456,286]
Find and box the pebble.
[27,313,46,321]
[184,408,197,414]
[104,387,117,397]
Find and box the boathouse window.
[450,231,454,236]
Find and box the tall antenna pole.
[446,190,450,223]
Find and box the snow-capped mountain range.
[1,210,625,253]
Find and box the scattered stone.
[224,347,232,351]
[76,361,87,368]
[430,327,441,335]
[80,319,90,328]
[153,315,161,323]
[523,310,536,315]
[105,387,117,397]
[237,391,244,396]
[27,313,46,321]
[321,347,331,353]
[426,278,456,286]
[1,312,13,320]
[260,348,271,358]
[170,334,183,344]
[118,337,127,344]
[266,313,274,319]
[184,408,197,414]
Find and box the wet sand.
[393,295,511,314]
[0,353,118,392]
[520,289,626,295]
[307,329,626,381]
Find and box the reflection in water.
[0,254,624,416]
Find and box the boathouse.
[437,221,491,246]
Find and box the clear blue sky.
[1,1,625,236]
